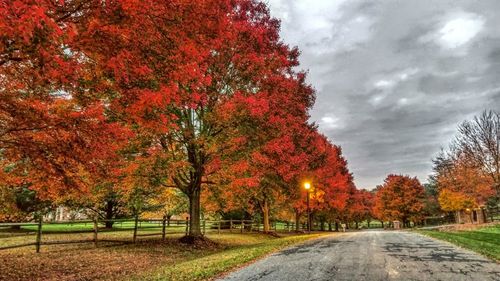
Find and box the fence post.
[203,220,206,235]
[240,220,244,233]
[185,217,189,236]
[218,220,221,234]
[162,215,166,241]
[35,215,42,253]
[249,220,253,232]
[230,219,233,233]
[133,215,139,243]
[93,215,99,248]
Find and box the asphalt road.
[219,230,500,281]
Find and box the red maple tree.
[0,1,127,200]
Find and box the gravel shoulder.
[218,230,500,281]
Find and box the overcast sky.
[266,0,500,189]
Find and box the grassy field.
[0,229,326,281]
[418,224,500,261]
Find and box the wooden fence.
[0,218,302,253]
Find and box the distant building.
[455,207,487,224]
[44,206,88,221]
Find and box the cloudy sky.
[266,0,500,189]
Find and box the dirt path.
[218,230,500,281]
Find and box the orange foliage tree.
[433,152,494,212]
[373,175,425,227]
[432,111,499,215]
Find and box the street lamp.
[304,182,311,233]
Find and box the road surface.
[219,230,500,281]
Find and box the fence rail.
[0,218,303,253]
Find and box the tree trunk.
[328,222,332,231]
[167,215,171,226]
[105,200,115,228]
[380,220,384,228]
[262,199,270,233]
[335,221,339,232]
[176,125,206,240]
[295,209,300,232]
[187,187,202,237]
[309,212,314,232]
[320,220,325,231]
[355,221,359,229]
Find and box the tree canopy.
[0,0,372,238]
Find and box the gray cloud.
[267,0,500,189]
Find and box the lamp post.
[304,182,311,233]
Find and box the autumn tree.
[347,189,374,229]
[429,111,500,225]
[373,175,425,227]
[0,184,49,223]
[454,110,500,201]
[303,136,352,231]
[0,1,127,205]
[223,130,352,233]
[201,0,315,235]
[223,123,332,233]
[69,0,226,238]
[0,0,362,240]
[433,151,494,213]
[71,0,318,239]
[143,189,188,225]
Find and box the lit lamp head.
[304,182,311,190]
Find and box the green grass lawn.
[418,224,500,261]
